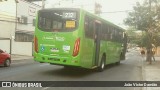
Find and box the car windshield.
[0,49,4,53]
[38,10,79,32]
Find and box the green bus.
[34,8,127,71]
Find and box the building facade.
[0,0,41,56]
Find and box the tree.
[124,0,160,64]
[126,29,142,46]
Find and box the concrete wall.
[155,47,160,56]
[0,21,15,38]
[0,40,10,53]
[12,41,33,56]
[17,0,41,32]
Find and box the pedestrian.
[151,44,156,61]
[146,48,152,64]
[140,47,145,57]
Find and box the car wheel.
[4,59,11,67]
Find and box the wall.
[12,41,33,56]
[0,0,16,54]
[17,0,41,31]
[0,40,10,53]
[0,20,15,38]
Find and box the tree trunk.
[145,30,152,64]
[146,48,152,64]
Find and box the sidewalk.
[142,56,160,90]
[11,54,33,61]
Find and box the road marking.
[42,87,50,90]
[12,62,49,67]
[39,64,49,67]
[12,61,28,65]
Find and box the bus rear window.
[38,10,79,32]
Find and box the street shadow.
[40,63,121,79]
[0,66,5,68]
[41,67,95,78]
[0,65,11,69]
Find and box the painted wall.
[0,20,15,38]
[12,41,33,56]
[0,40,10,53]
[16,0,41,31]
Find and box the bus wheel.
[115,61,120,65]
[97,56,105,72]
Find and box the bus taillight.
[72,38,80,57]
[34,36,38,53]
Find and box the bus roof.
[80,8,125,31]
[39,8,125,31]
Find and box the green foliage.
[124,0,160,47]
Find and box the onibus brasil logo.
[1,82,42,87]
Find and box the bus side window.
[84,16,94,39]
[114,29,119,42]
[109,27,113,41]
[101,24,109,41]
[84,17,89,34]
[101,24,105,40]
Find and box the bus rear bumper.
[34,53,80,67]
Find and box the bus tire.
[97,55,106,72]
[115,61,120,65]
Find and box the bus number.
[63,12,76,19]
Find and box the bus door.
[94,21,101,66]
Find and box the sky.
[0,0,144,29]
[42,0,144,29]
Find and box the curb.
[11,58,33,61]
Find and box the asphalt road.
[0,49,143,90]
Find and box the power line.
[101,10,132,13]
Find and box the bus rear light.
[72,38,80,57]
[34,36,38,53]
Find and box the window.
[84,16,94,39]
[101,24,110,41]
[15,31,34,42]
[52,21,62,29]
[21,16,28,24]
[118,31,124,43]
[38,10,78,32]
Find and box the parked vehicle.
[0,49,11,67]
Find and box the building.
[0,0,41,56]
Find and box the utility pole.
[94,2,102,16]
[42,0,45,9]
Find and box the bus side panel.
[98,41,114,65]
[79,11,94,69]
[106,42,122,64]
[99,41,122,66]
